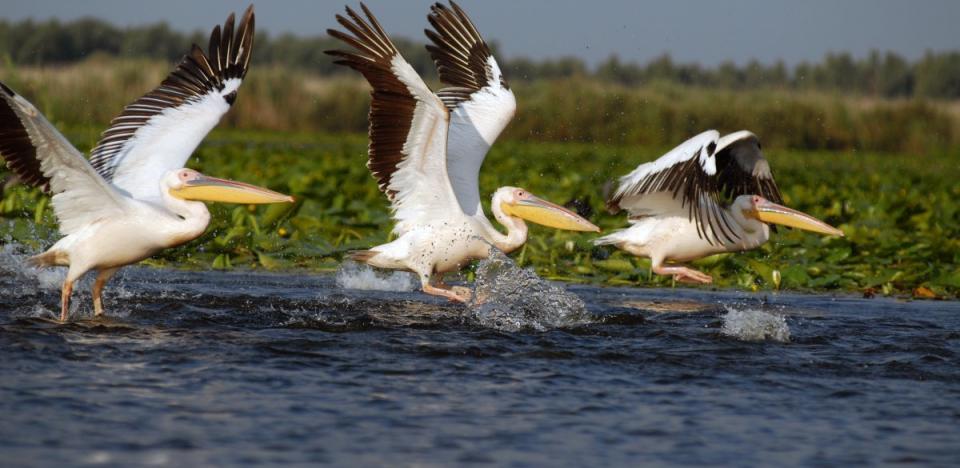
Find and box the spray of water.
[720,306,791,342]
[335,261,417,292]
[468,250,591,332]
[0,243,64,290]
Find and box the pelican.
[326,2,598,302]
[0,6,293,321]
[597,130,843,284]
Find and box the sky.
[2,0,958,67]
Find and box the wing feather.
[0,83,128,235]
[609,130,783,245]
[87,6,254,202]
[326,4,461,231]
[425,1,516,217]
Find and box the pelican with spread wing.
[326,2,598,302]
[597,130,843,284]
[0,6,293,321]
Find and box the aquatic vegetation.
[0,128,957,298]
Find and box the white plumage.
[106,92,232,201]
[327,2,596,302]
[600,130,842,284]
[0,7,293,321]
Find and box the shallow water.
[1,256,959,466]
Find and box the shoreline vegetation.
[1,58,958,154]
[1,124,956,300]
[0,51,957,299]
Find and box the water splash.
[468,250,591,332]
[335,261,417,292]
[720,306,791,342]
[0,243,65,290]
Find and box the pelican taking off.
[326,2,598,302]
[0,6,293,321]
[597,130,843,284]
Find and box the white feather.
[716,130,758,154]
[105,90,232,202]
[6,93,129,236]
[445,57,516,217]
[386,55,463,234]
[612,130,720,204]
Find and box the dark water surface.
[1,258,959,466]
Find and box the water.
[1,251,959,465]
[469,250,591,332]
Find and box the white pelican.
[0,6,293,321]
[597,130,843,284]
[326,3,599,302]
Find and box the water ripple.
[0,259,958,465]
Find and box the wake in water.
[720,306,791,342]
[335,261,417,292]
[467,250,591,332]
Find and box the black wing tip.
[0,90,50,191]
[328,4,398,62]
[0,81,14,98]
[344,3,374,24]
[224,11,236,28]
[602,180,622,214]
[605,199,622,215]
[424,0,504,91]
[327,27,354,43]
[358,2,376,18]
[87,6,256,182]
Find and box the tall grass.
[2,57,958,154]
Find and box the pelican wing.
[326,4,461,231]
[0,83,129,235]
[87,6,254,203]
[713,130,782,205]
[608,130,783,245]
[425,1,516,217]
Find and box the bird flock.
[0,3,842,321]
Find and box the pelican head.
[738,195,843,236]
[496,187,599,232]
[166,169,294,204]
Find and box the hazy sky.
[2,0,958,66]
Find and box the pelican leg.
[432,276,472,301]
[653,264,713,284]
[60,280,74,322]
[421,275,471,303]
[93,267,120,317]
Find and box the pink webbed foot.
[653,265,713,284]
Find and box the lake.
[1,249,958,466]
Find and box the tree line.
[1,17,959,99]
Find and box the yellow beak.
[754,200,843,236]
[170,176,294,204]
[502,195,600,232]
